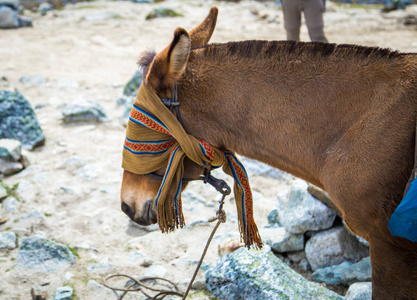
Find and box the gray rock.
[0,157,23,175]
[0,139,21,161]
[38,2,53,14]
[205,247,344,300]
[342,257,372,285]
[305,226,369,271]
[4,196,19,212]
[0,90,46,150]
[277,180,337,234]
[0,0,19,10]
[16,236,76,272]
[260,227,304,253]
[62,99,108,123]
[53,286,73,300]
[0,6,18,28]
[17,15,32,27]
[345,282,372,300]
[267,209,280,225]
[0,231,17,249]
[312,261,353,285]
[19,75,47,86]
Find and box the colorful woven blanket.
[122,83,262,248]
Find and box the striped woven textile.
[122,83,262,248]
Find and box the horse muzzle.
[121,198,157,226]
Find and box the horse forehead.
[122,171,161,192]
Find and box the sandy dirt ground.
[0,1,416,299]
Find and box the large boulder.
[0,91,45,150]
[206,247,344,300]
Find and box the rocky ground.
[0,0,416,299]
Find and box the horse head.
[120,7,218,226]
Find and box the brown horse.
[121,7,417,299]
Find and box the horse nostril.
[121,202,134,219]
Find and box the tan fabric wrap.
[122,83,262,248]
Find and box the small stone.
[61,99,108,123]
[38,2,53,14]
[0,158,23,175]
[53,286,73,300]
[342,257,372,285]
[218,238,244,257]
[0,139,22,161]
[0,231,17,249]
[298,258,311,271]
[260,226,304,253]
[312,261,353,285]
[267,209,279,225]
[191,280,206,290]
[4,197,20,212]
[345,282,372,300]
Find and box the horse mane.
[138,40,404,79]
[199,40,402,61]
[138,49,157,78]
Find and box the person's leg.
[282,0,302,41]
[303,0,328,42]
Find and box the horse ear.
[189,7,218,47]
[146,28,190,92]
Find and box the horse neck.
[177,43,408,188]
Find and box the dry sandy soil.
[0,0,416,299]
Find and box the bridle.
[145,84,231,196]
